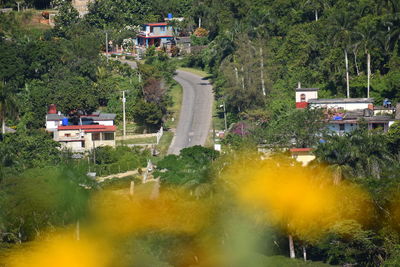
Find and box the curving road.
[168,70,213,155]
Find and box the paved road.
[168,70,213,155]
[118,59,137,69]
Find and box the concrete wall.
[60,141,84,152]
[84,132,115,150]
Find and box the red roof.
[137,35,174,39]
[85,127,116,133]
[290,148,313,153]
[145,23,168,26]
[58,125,116,132]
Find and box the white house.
[294,86,396,135]
[45,104,117,152]
[295,86,374,111]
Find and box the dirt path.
[96,169,142,183]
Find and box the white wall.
[46,120,59,131]
[311,102,370,111]
[60,141,84,151]
[295,91,318,103]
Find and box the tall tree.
[330,11,356,98]
[356,16,379,98]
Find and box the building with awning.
[137,23,174,48]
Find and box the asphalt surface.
[168,70,213,155]
[118,59,138,69]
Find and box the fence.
[91,160,142,177]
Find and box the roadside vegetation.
[1,0,400,266]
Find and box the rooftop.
[46,112,115,121]
[46,114,66,121]
[144,22,169,26]
[58,125,116,132]
[295,88,319,92]
[309,98,374,104]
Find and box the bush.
[91,146,150,176]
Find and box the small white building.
[295,87,374,111]
[294,86,396,135]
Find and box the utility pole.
[220,102,228,132]
[223,102,227,132]
[105,31,109,63]
[122,91,126,140]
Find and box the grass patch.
[196,254,335,267]
[100,175,142,191]
[156,131,174,157]
[165,82,183,129]
[16,9,52,31]
[178,67,211,78]
[117,136,157,145]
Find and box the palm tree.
[329,11,356,98]
[356,20,379,98]
[0,82,17,135]
[302,0,330,21]
[315,130,394,180]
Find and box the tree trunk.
[345,49,350,98]
[315,10,318,21]
[367,52,371,98]
[289,235,296,259]
[76,220,80,241]
[2,117,5,135]
[260,46,266,96]
[303,245,307,261]
[234,66,239,85]
[354,50,360,76]
[241,67,245,90]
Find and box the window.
[64,133,71,137]
[160,26,166,32]
[372,123,384,130]
[150,26,154,33]
[92,133,100,141]
[300,94,306,102]
[103,133,114,141]
[339,124,345,131]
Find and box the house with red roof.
[45,104,116,152]
[137,22,174,48]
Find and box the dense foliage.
[1,1,400,266]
